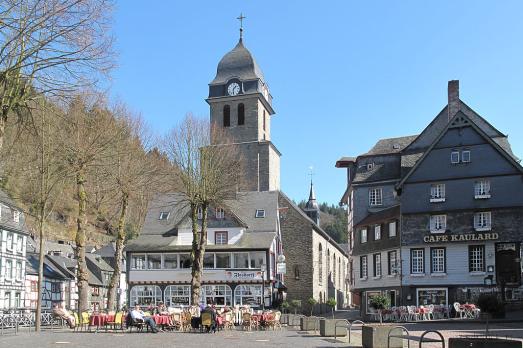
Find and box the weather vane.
[308,165,314,184]
[237,12,246,39]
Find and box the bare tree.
[4,100,67,330]
[59,93,123,312]
[104,108,163,311]
[0,0,114,152]
[163,114,241,304]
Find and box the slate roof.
[354,205,401,227]
[46,255,77,278]
[211,39,265,85]
[362,135,418,156]
[353,162,402,184]
[128,191,279,252]
[26,253,72,280]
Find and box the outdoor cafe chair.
[241,312,255,331]
[106,312,124,331]
[200,312,215,333]
[453,302,466,319]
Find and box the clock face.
[227,82,240,96]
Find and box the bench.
[388,326,445,348]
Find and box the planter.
[287,314,302,327]
[319,319,347,337]
[300,317,319,331]
[362,325,402,348]
[449,338,521,348]
[280,313,289,325]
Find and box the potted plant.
[319,298,346,337]
[369,294,390,324]
[477,294,504,335]
[308,297,318,316]
[326,297,337,319]
[288,299,302,326]
[301,297,319,331]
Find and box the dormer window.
[450,151,460,164]
[462,150,471,163]
[13,210,20,223]
[215,207,225,219]
[255,209,265,218]
[367,163,374,171]
[430,183,446,202]
[159,212,170,220]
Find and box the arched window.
[164,285,191,307]
[200,284,232,306]
[130,285,162,306]
[263,110,266,132]
[318,244,323,285]
[237,103,245,125]
[234,285,262,306]
[332,254,336,287]
[338,257,341,288]
[327,249,330,276]
[294,265,300,280]
[223,105,230,127]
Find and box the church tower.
[304,181,320,226]
[206,26,280,192]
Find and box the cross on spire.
[308,166,315,184]
[237,12,246,39]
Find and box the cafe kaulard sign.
[423,232,499,243]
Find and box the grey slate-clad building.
[338,81,523,317]
[126,31,348,311]
[0,189,29,309]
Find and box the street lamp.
[260,262,266,310]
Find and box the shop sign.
[423,232,499,243]
[225,271,262,280]
[276,262,286,275]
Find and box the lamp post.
[260,262,266,310]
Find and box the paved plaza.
[1,322,522,348]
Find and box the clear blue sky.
[111,1,523,205]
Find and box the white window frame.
[469,245,485,273]
[200,284,232,307]
[388,250,398,275]
[474,180,491,199]
[15,261,23,281]
[462,150,471,163]
[164,285,191,307]
[234,285,262,306]
[13,210,20,223]
[215,207,225,219]
[388,221,396,237]
[5,259,13,280]
[474,212,491,231]
[369,188,383,206]
[255,209,266,218]
[373,253,382,278]
[367,163,374,171]
[430,215,446,233]
[215,231,228,245]
[360,228,367,244]
[163,254,178,269]
[6,232,14,251]
[130,254,146,270]
[130,285,162,307]
[431,248,446,274]
[360,255,368,279]
[430,183,446,202]
[374,225,381,240]
[158,212,170,220]
[16,235,24,253]
[411,249,424,274]
[450,151,460,164]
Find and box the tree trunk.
[0,112,6,154]
[35,208,45,331]
[106,192,128,311]
[190,203,201,305]
[190,204,208,305]
[75,170,90,313]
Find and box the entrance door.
[496,243,521,286]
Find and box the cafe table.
[90,313,115,332]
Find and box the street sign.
[276,262,286,275]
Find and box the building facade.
[126,30,348,311]
[0,190,28,309]
[338,81,523,317]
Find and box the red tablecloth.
[152,315,171,325]
[461,304,476,309]
[90,314,115,326]
[416,308,429,314]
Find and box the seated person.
[131,305,159,333]
[52,303,76,329]
[201,304,217,333]
[153,302,169,315]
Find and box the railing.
[0,309,66,334]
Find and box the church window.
[318,244,323,285]
[263,110,266,132]
[223,105,230,127]
[238,103,245,125]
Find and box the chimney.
[448,80,460,121]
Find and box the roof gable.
[397,111,523,189]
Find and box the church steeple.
[304,180,320,226]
